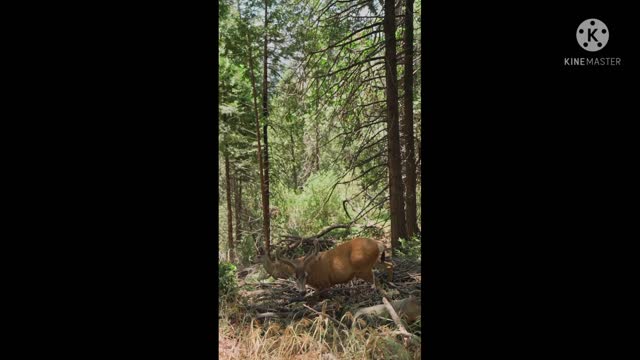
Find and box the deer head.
[278,240,321,293]
[254,246,295,280]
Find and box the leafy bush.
[235,234,257,266]
[373,336,412,360]
[218,261,238,300]
[272,170,354,237]
[396,235,422,260]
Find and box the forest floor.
[218,256,422,360]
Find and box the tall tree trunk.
[224,153,235,263]
[384,0,408,255]
[262,0,271,256]
[234,174,242,257]
[402,0,419,238]
[314,81,320,173]
[314,122,320,172]
[290,132,298,189]
[240,2,270,256]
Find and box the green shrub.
[235,234,257,266]
[272,170,355,238]
[396,235,422,260]
[376,336,412,360]
[218,261,238,300]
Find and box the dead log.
[255,311,291,319]
[380,296,421,343]
[353,296,421,326]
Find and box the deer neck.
[261,256,275,275]
[303,254,325,288]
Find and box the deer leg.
[358,270,377,290]
[372,270,384,291]
[372,275,381,290]
[385,262,394,282]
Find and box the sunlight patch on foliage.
[272,170,356,237]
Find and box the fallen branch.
[292,223,353,240]
[279,223,352,251]
[280,237,335,243]
[256,312,291,319]
[240,289,270,297]
[385,282,417,295]
[380,296,420,343]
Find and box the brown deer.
[278,237,393,294]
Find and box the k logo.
[576,19,609,52]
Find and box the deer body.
[280,237,390,293]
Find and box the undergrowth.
[218,299,421,360]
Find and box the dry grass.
[220,255,422,359]
[219,296,421,360]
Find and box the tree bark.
[240,1,270,255]
[234,174,242,255]
[290,132,298,189]
[314,81,320,173]
[384,0,408,255]
[262,0,271,255]
[401,0,419,238]
[224,153,235,263]
[314,122,320,172]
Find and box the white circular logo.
[576,19,609,52]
